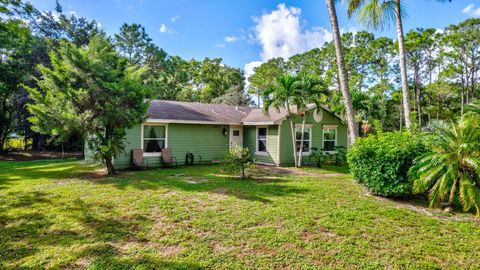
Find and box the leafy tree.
[211,84,252,106]
[248,58,286,106]
[440,18,480,114]
[347,0,413,129]
[147,53,191,100]
[27,36,148,175]
[409,115,480,214]
[188,57,245,103]
[0,16,35,151]
[325,0,359,143]
[115,23,153,65]
[405,28,439,127]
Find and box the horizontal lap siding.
[243,125,278,165]
[168,124,229,165]
[114,125,142,169]
[279,108,347,166]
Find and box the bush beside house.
[347,132,428,197]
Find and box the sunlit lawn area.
[1,160,480,269]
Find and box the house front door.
[229,126,243,149]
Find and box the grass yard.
[1,160,480,269]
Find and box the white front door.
[229,126,243,149]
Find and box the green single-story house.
[91,100,348,169]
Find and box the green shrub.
[309,147,326,167]
[347,131,428,197]
[222,146,255,179]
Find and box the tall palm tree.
[409,116,480,214]
[347,0,411,129]
[347,0,451,129]
[325,0,359,144]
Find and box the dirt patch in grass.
[255,165,343,178]
[372,194,480,223]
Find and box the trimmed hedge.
[347,132,428,197]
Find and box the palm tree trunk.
[445,178,459,206]
[395,0,412,129]
[289,118,298,167]
[326,0,358,143]
[297,115,306,167]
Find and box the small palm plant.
[409,115,480,214]
[262,74,327,167]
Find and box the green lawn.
[1,160,480,269]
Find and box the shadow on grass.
[0,159,101,189]
[95,165,307,204]
[0,190,204,269]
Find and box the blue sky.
[30,0,479,76]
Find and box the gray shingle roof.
[147,100,252,123]
[147,100,337,124]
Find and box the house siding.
[85,106,347,169]
[279,108,347,166]
[110,123,230,169]
[168,123,229,165]
[244,125,279,165]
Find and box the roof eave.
[145,118,242,125]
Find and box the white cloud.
[159,24,168,33]
[170,15,180,23]
[244,60,263,82]
[224,36,239,43]
[463,3,480,17]
[252,3,332,61]
[158,24,176,35]
[243,3,333,84]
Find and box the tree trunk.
[414,68,422,128]
[297,115,306,167]
[326,0,358,143]
[445,178,459,207]
[105,156,115,176]
[289,118,298,167]
[395,0,412,129]
[61,142,64,160]
[286,103,298,167]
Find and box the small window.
[233,130,240,136]
[323,128,336,151]
[257,127,267,153]
[143,125,166,153]
[295,128,311,153]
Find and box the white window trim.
[295,125,312,155]
[141,123,168,157]
[323,125,337,154]
[255,126,268,156]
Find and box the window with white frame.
[143,125,166,153]
[256,127,267,153]
[323,126,337,151]
[295,127,311,153]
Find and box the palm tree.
[347,0,451,129]
[296,75,329,167]
[347,0,411,129]
[263,74,328,167]
[409,115,480,214]
[263,75,301,167]
[325,0,359,144]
